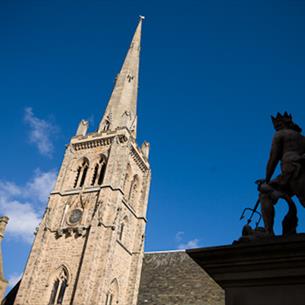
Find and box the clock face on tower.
[68,209,83,225]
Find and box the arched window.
[103,114,111,131]
[74,158,89,188]
[91,155,107,186]
[123,164,132,197]
[118,216,128,242]
[105,279,119,305]
[91,163,99,185]
[104,120,110,131]
[128,175,139,202]
[79,163,88,187]
[49,268,68,305]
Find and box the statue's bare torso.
[259,113,305,235]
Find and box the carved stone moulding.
[56,226,88,238]
[130,146,149,173]
[73,137,113,151]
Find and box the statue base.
[187,234,305,305]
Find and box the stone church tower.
[13,17,151,305]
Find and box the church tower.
[14,17,151,305]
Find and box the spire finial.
[139,15,145,20]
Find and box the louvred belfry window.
[91,155,107,186]
[74,158,89,188]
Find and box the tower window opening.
[128,175,139,202]
[73,166,82,188]
[105,279,119,305]
[49,279,59,305]
[98,160,106,185]
[73,159,89,188]
[49,269,68,305]
[57,278,67,304]
[79,164,88,187]
[123,164,132,198]
[91,156,107,186]
[91,164,99,186]
[104,120,110,131]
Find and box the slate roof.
[137,251,224,305]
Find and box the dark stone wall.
[138,251,224,305]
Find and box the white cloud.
[177,239,200,250]
[7,273,22,288]
[24,107,58,157]
[0,181,22,198]
[0,170,56,244]
[176,232,200,250]
[0,199,40,244]
[27,170,57,203]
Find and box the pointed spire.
[98,16,144,137]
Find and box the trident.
[240,198,262,229]
[240,180,264,228]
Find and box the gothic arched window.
[104,120,110,131]
[105,279,119,305]
[49,268,68,305]
[103,114,111,131]
[118,216,128,242]
[74,166,82,188]
[73,158,89,188]
[128,175,140,203]
[123,164,132,197]
[91,155,107,186]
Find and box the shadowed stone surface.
[137,251,224,305]
[187,234,305,305]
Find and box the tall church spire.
[98,16,144,137]
[11,16,151,305]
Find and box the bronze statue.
[258,112,305,235]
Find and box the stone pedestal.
[187,234,305,305]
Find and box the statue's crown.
[271,112,302,132]
[271,112,292,125]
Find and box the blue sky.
[1,0,305,289]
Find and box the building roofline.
[144,249,186,254]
